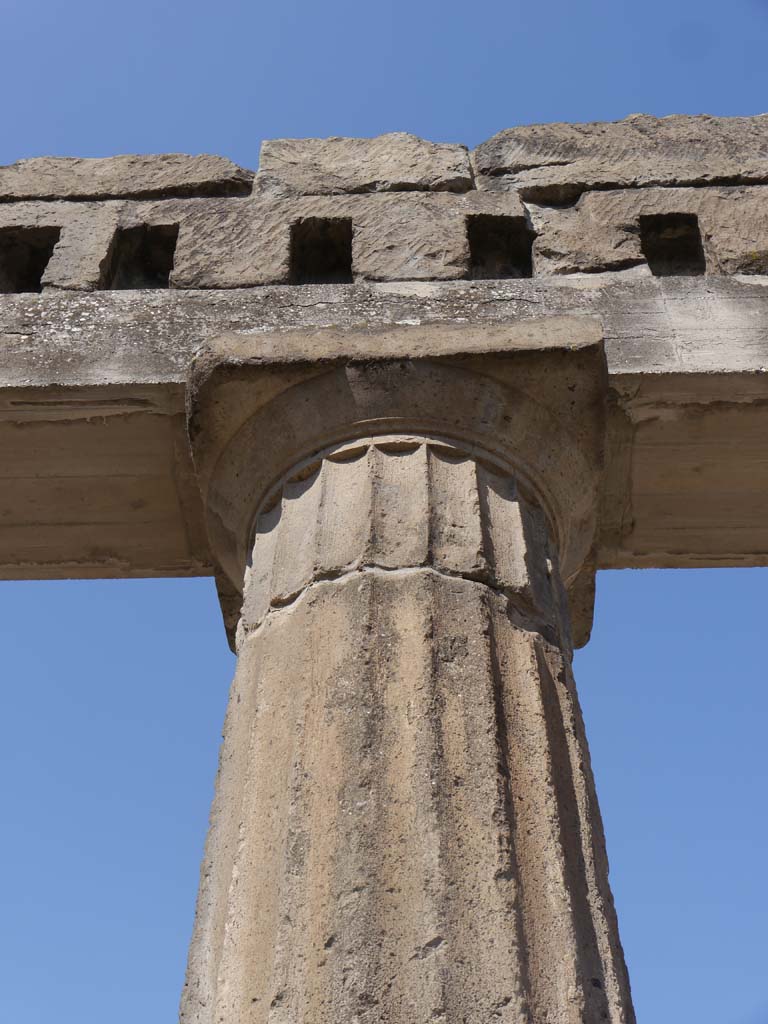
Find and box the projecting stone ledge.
[0,153,254,202]
[3,113,768,207]
[474,112,768,200]
[255,132,473,195]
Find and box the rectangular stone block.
[155,192,526,288]
[256,132,473,195]
[529,184,768,277]
[0,201,120,291]
[473,113,768,201]
[0,153,253,201]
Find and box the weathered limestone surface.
[0,192,525,290]
[5,181,768,287]
[0,200,121,290]
[2,114,768,1024]
[0,116,766,292]
[181,344,634,1024]
[6,115,768,208]
[529,185,768,275]
[187,339,604,600]
[164,191,524,288]
[0,383,209,580]
[3,275,766,387]
[0,153,254,202]
[256,132,473,195]
[1,281,766,585]
[474,113,768,200]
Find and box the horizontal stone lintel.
[3,115,768,204]
[0,276,766,592]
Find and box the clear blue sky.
[1,2,767,1022]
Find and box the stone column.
[181,327,635,1024]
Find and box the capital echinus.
[181,320,635,1024]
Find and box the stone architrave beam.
[1,116,768,593]
[2,277,768,592]
[1,115,768,1023]
[180,320,635,1024]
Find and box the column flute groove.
[182,343,635,1024]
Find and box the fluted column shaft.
[181,434,634,1024]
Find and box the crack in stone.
[237,562,557,649]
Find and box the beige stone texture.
[0,191,523,291]
[4,117,768,1024]
[0,153,253,201]
[256,132,473,195]
[180,335,634,1023]
[473,113,768,200]
[529,184,768,276]
[0,383,209,579]
[2,283,767,590]
[0,200,121,290]
[184,573,632,1024]
[182,444,632,1024]
[6,150,768,289]
[187,327,606,626]
[239,437,564,641]
[145,191,524,288]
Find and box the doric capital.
[186,318,607,645]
